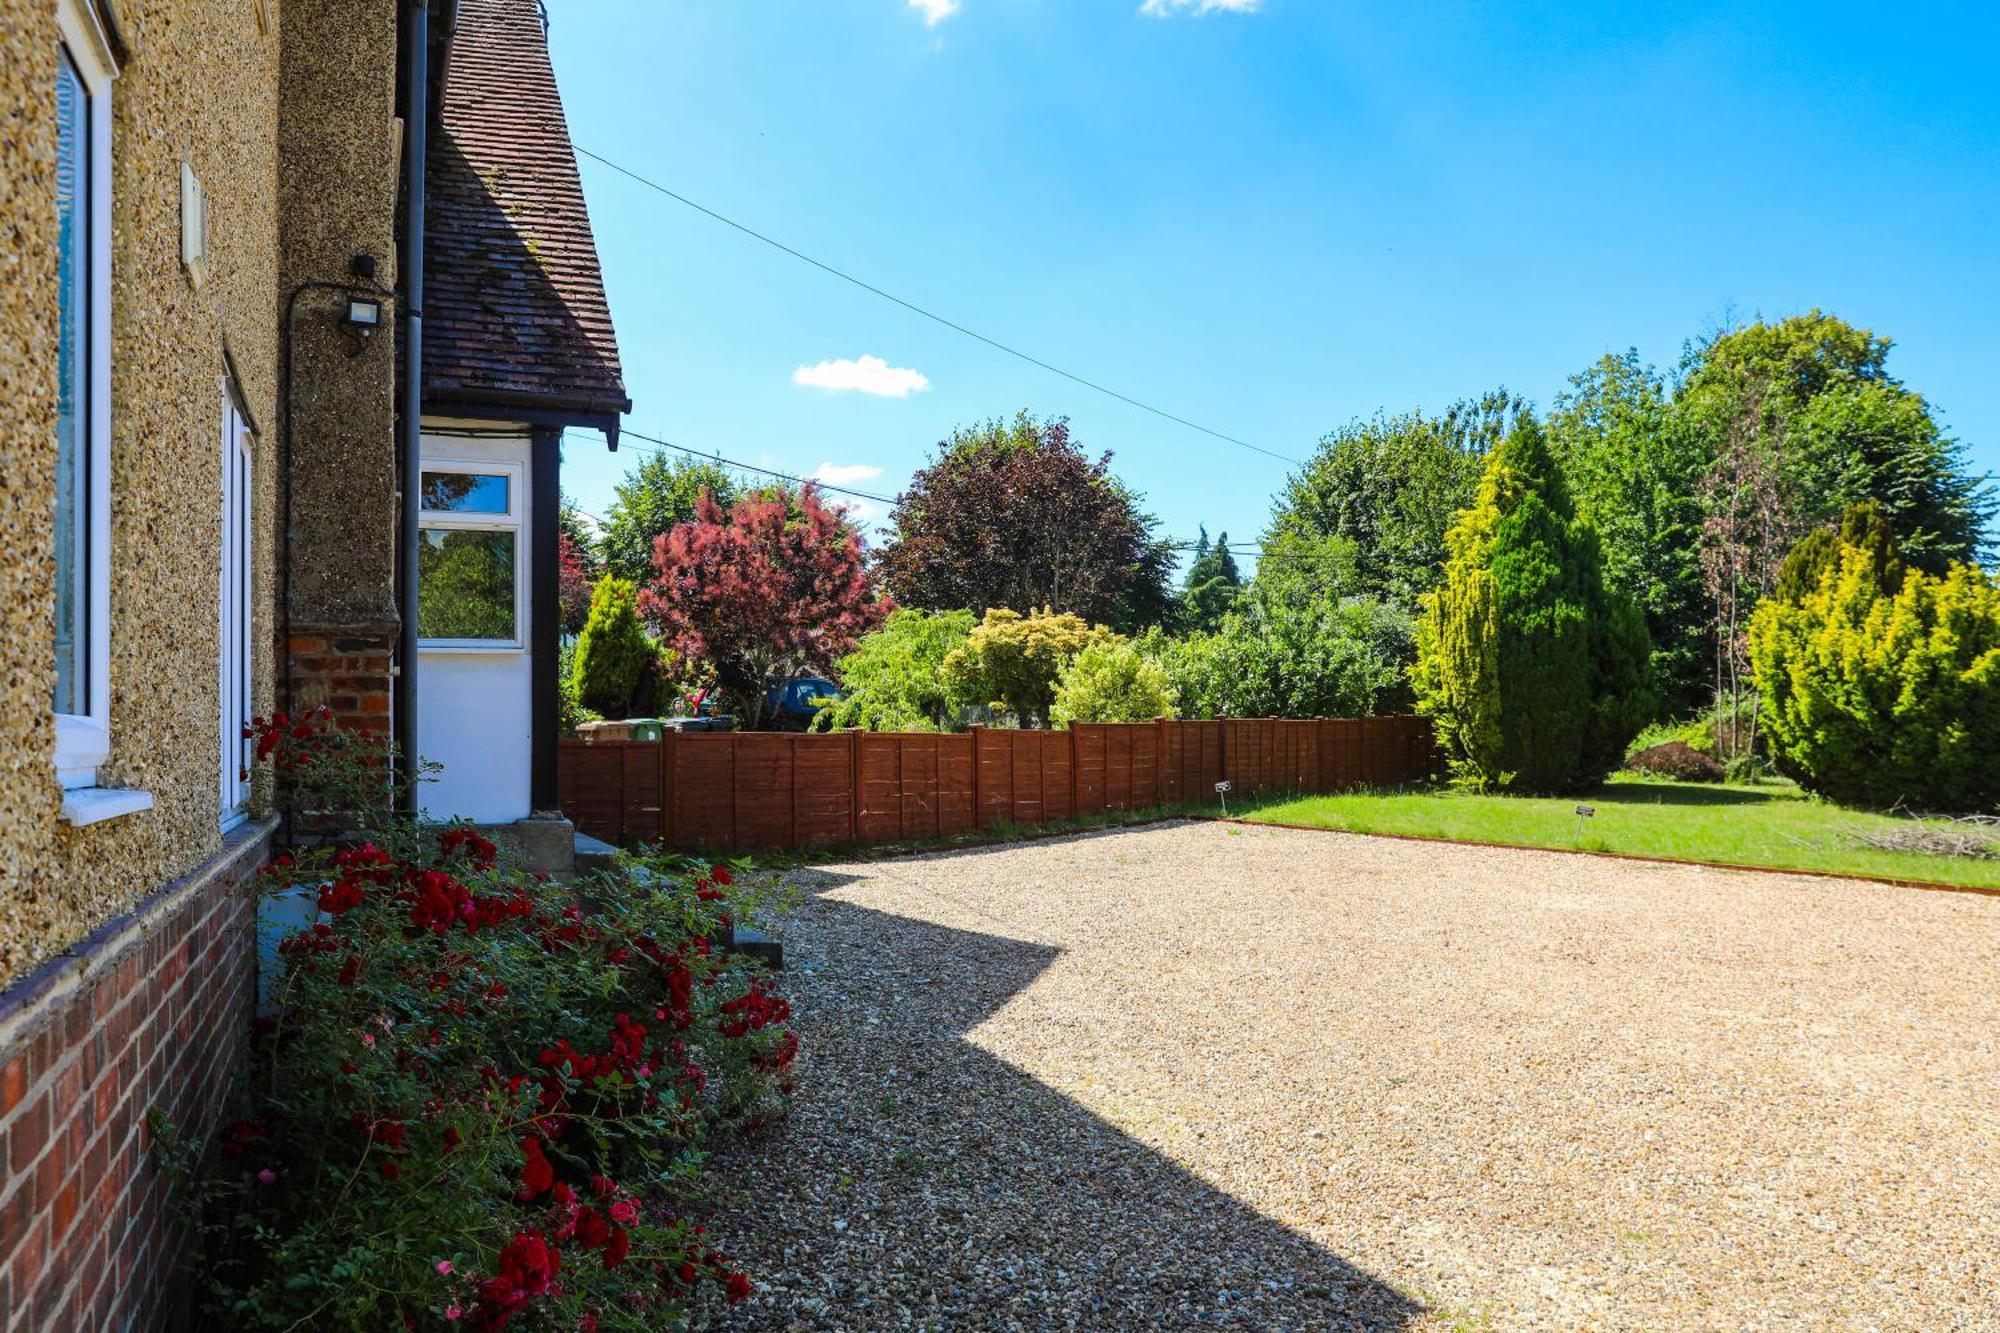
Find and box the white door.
[415,431,533,824]
[219,389,253,826]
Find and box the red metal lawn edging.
[1215,816,2000,899]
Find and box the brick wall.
[0,822,273,1331]
[284,625,394,737]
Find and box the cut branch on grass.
[1846,811,2000,860]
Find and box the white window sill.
[61,787,154,827]
[419,642,526,655]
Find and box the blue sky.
[548,0,1998,569]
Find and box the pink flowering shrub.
[181,713,793,1330]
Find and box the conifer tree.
[1414,421,1652,791]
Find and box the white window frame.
[417,459,526,653]
[53,0,117,794]
[219,385,254,828]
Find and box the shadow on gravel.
[698,866,1425,1331]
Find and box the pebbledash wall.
[0,1,393,1327]
[278,0,402,737]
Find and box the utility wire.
[574,145,1301,468]
[566,425,905,508]
[568,426,1291,553]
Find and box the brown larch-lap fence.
[557,715,1437,853]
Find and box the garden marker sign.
[1215,779,1232,815]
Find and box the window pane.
[418,528,516,640]
[53,53,87,715]
[421,471,510,514]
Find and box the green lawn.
[1239,773,2000,890]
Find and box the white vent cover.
[180,161,206,287]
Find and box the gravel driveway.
[696,820,2000,1331]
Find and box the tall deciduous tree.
[1676,311,1993,573]
[1547,351,1710,712]
[1413,421,1653,792]
[1268,390,1526,605]
[601,452,741,586]
[641,486,889,727]
[875,413,1169,629]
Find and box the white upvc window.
[219,385,254,827]
[54,0,133,825]
[417,461,526,651]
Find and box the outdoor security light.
[343,297,383,336]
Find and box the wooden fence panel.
[903,735,941,842]
[794,736,855,846]
[938,734,975,836]
[732,734,792,850]
[857,735,901,843]
[1072,726,1104,816]
[675,735,735,849]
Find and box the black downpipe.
[396,0,429,813]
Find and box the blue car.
[764,675,840,730]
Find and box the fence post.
[848,728,862,842]
[970,725,985,829]
[787,734,799,849]
[1155,716,1168,807]
[659,730,676,848]
[1068,723,1081,818]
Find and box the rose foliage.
[183,712,795,1330]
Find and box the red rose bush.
[178,712,794,1330]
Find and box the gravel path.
[696,821,2000,1331]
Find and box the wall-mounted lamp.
[342,297,384,337]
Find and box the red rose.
[608,1199,638,1226]
[574,1208,610,1250]
[519,1136,554,1198]
[496,1230,559,1296]
[603,1226,630,1269]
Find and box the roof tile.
[423,0,630,420]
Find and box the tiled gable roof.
[423,0,630,424]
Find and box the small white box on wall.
[180,161,207,288]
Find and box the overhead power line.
[567,427,1336,560]
[574,145,1301,468]
[570,426,1263,552]
[564,426,902,508]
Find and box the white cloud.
[830,496,883,525]
[812,462,886,486]
[908,0,959,25]
[1140,0,1260,15]
[792,354,931,399]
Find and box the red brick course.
[0,822,272,1332]
[284,626,394,740]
